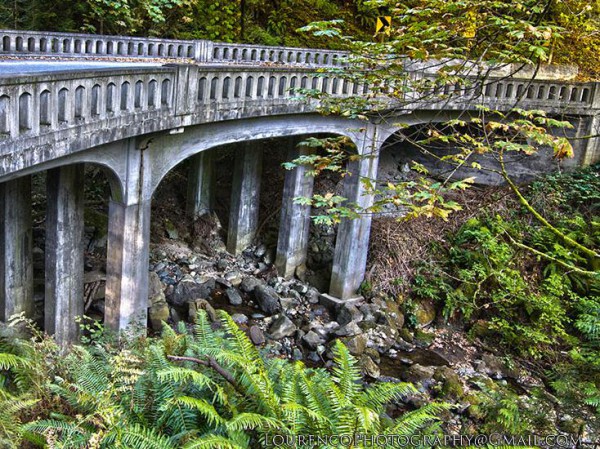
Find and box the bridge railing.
[405,75,598,111]
[0,29,348,67]
[0,65,364,145]
[0,63,597,150]
[0,67,177,144]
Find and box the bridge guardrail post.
[194,40,213,62]
[590,82,600,110]
[172,64,199,116]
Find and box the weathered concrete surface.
[45,164,84,346]
[186,151,214,218]
[583,115,600,166]
[275,141,314,278]
[330,125,381,299]
[0,176,33,321]
[227,142,263,255]
[385,116,594,185]
[104,199,151,334]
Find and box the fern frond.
[360,382,417,410]
[390,402,451,435]
[103,423,176,449]
[175,396,225,426]
[331,340,361,402]
[0,353,27,370]
[225,413,283,432]
[182,434,246,449]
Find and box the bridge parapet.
[416,76,598,114]
[0,65,364,148]
[0,63,598,179]
[0,29,347,67]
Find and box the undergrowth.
[369,165,600,427]
[0,311,448,448]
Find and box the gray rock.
[334,321,362,337]
[240,277,261,293]
[249,325,266,345]
[231,313,248,325]
[254,244,267,258]
[268,315,297,339]
[254,285,281,315]
[292,348,303,361]
[168,279,214,306]
[360,355,381,379]
[302,330,324,349]
[345,334,368,356]
[306,287,320,304]
[224,271,243,286]
[400,364,436,385]
[226,287,243,306]
[337,304,364,326]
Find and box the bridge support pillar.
[276,142,314,278]
[227,142,263,255]
[329,127,381,299]
[0,176,33,321]
[186,151,214,218]
[582,115,600,165]
[45,164,85,346]
[105,199,151,335]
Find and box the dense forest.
[1,0,600,447]
[1,0,600,78]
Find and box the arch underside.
[0,111,455,199]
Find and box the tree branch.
[167,355,244,394]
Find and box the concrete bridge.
[1,29,599,344]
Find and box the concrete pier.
[105,199,151,334]
[227,142,263,255]
[330,129,380,299]
[0,176,33,321]
[186,151,214,218]
[45,164,85,345]
[275,142,314,278]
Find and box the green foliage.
[0,311,448,448]
[402,168,600,426]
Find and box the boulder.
[149,302,170,330]
[226,287,243,306]
[302,330,325,350]
[344,334,368,356]
[268,315,297,340]
[188,298,217,323]
[414,298,436,327]
[400,364,435,386]
[168,279,214,306]
[249,325,266,345]
[337,304,364,326]
[240,277,261,293]
[254,285,281,315]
